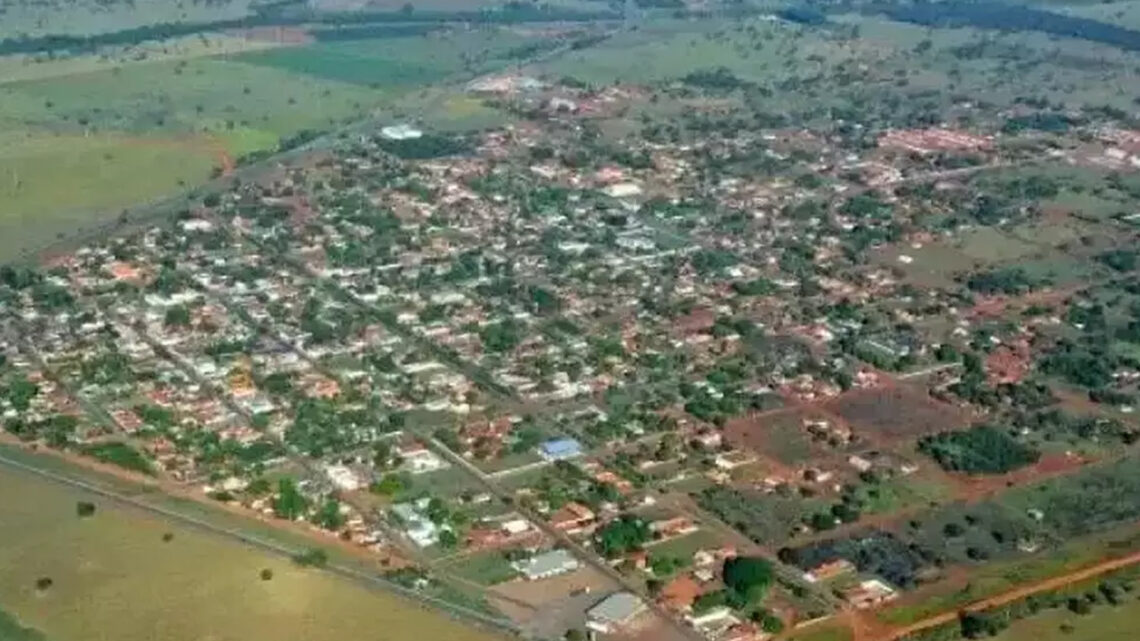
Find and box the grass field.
[438,550,520,586]
[0,0,258,39]
[991,591,1140,641]
[0,34,284,85]
[0,463,505,641]
[235,29,539,87]
[0,131,217,260]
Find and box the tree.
[372,472,409,496]
[317,498,345,531]
[272,478,308,520]
[595,514,651,558]
[438,529,459,549]
[564,629,585,641]
[722,556,774,607]
[292,548,328,568]
[76,501,96,518]
[164,304,191,328]
[260,568,274,581]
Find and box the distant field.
[0,57,379,141]
[236,30,544,86]
[0,33,283,85]
[0,27,540,261]
[0,463,504,641]
[0,0,259,39]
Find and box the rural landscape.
[6,0,1140,641]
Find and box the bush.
[918,425,1040,474]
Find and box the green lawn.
[438,550,520,586]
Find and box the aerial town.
[5,9,1140,641]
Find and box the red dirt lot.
[823,387,969,440]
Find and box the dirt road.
[878,549,1140,641]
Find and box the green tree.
[272,478,308,520]
[722,556,775,607]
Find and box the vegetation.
[918,425,1041,475]
[80,442,153,475]
[594,514,651,559]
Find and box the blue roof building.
[540,437,584,461]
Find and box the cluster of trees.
[378,134,472,160]
[964,267,1040,296]
[81,441,153,475]
[917,425,1041,475]
[593,514,651,559]
[285,398,377,458]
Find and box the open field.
[0,33,286,85]
[0,0,259,39]
[0,464,506,641]
[990,591,1140,641]
[234,29,542,86]
[0,132,217,259]
[823,388,969,441]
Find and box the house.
[400,445,449,474]
[847,455,873,473]
[650,516,699,539]
[713,450,756,471]
[324,464,363,492]
[604,182,643,199]
[512,549,581,580]
[586,592,647,633]
[802,558,855,583]
[549,501,596,535]
[539,437,584,461]
[842,578,898,609]
[380,124,423,140]
[390,499,443,548]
